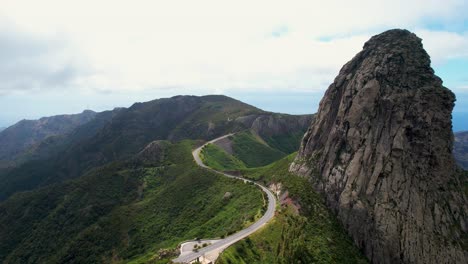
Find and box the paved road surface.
[173,134,276,263]
[179,240,220,256]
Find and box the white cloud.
[0,0,467,95]
[416,30,468,64]
[0,27,88,94]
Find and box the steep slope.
[290,29,467,263]
[454,131,468,170]
[0,140,263,263]
[0,110,97,168]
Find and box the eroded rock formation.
[290,29,467,263]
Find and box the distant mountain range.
[454,131,468,170]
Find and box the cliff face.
[290,29,467,264]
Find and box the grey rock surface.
[291,29,467,264]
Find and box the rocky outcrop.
[290,29,467,263]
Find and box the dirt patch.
[279,190,301,214]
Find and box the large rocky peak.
[290,29,467,263]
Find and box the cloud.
[416,30,468,64]
[270,26,290,38]
[0,0,467,95]
[0,28,86,94]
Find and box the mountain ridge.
[0,95,312,201]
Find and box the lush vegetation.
[262,131,305,154]
[199,130,303,171]
[217,153,368,264]
[0,140,264,263]
[0,95,265,201]
[200,144,246,171]
[230,131,286,167]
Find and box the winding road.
[173,134,277,264]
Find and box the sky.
[0,0,467,131]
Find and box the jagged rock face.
[290,29,467,264]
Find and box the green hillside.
[217,154,368,264]
[0,95,265,201]
[200,130,301,172]
[261,130,305,154]
[231,131,286,167]
[0,95,317,264]
[200,143,246,171]
[0,141,263,263]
